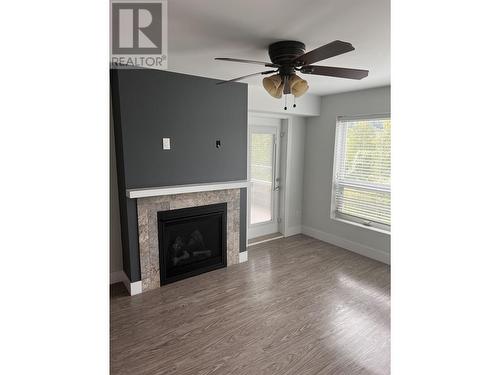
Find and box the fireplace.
[137,189,240,293]
[157,203,227,285]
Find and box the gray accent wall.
[111,68,248,282]
[114,68,247,189]
[302,86,391,258]
[110,108,123,274]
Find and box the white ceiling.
[167,0,390,96]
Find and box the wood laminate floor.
[110,234,390,375]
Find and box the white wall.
[302,86,391,263]
[282,116,305,235]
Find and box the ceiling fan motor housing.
[268,41,305,66]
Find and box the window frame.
[331,113,391,234]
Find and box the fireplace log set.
[171,229,212,265]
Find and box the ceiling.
[167,0,390,96]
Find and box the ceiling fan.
[215,40,368,108]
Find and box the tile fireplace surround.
[136,188,241,293]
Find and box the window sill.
[331,216,391,235]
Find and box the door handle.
[274,177,280,191]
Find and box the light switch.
[162,138,171,150]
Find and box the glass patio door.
[248,120,281,239]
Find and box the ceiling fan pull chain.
[284,94,288,110]
[293,96,297,108]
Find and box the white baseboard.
[239,251,248,263]
[285,225,302,237]
[301,225,390,264]
[110,270,143,295]
[247,234,284,247]
[127,280,143,296]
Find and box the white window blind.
[332,115,391,231]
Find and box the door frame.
[247,112,298,244]
[247,117,281,239]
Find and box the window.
[332,115,391,232]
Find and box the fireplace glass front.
[158,203,227,285]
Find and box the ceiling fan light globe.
[262,74,283,98]
[292,79,309,97]
[288,74,308,97]
[274,82,284,98]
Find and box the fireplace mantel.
[126,180,249,199]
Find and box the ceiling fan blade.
[216,70,277,85]
[215,57,279,68]
[300,65,369,80]
[294,40,355,66]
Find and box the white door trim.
[248,112,299,240]
[248,116,281,239]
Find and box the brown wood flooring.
[110,234,390,375]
